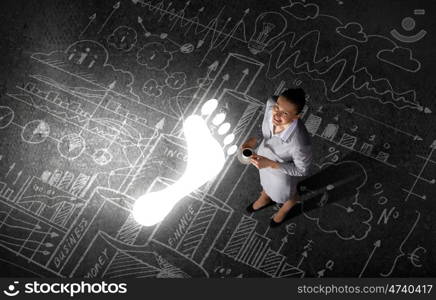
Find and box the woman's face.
[271,96,300,126]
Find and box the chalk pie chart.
[0,106,14,129]
[21,120,50,144]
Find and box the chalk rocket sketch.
[0,0,434,278]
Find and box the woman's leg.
[272,192,299,222]
[252,190,272,210]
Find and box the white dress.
[255,97,313,204]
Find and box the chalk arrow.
[358,240,381,278]
[155,118,165,130]
[97,2,121,34]
[196,39,204,48]
[212,74,230,99]
[333,203,354,213]
[277,236,288,253]
[209,61,219,72]
[108,80,116,90]
[79,13,96,38]
[296,251,308,268]
[138,16,151,36]
[344,106,422,141]
[417,105,432,114]
[235,68,249,92]
[197,61,219,87]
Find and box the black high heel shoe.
[270,217,282,227]
[269,212,287,227]
[246,201,273,213]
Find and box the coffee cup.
[242,148,253,158]
[238,147,254,164]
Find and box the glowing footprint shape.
[133,114,225,226]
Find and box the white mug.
[238,147,254,165]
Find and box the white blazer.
[255,97,313,203]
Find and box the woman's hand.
[241,137,257,149]
[250,154,280,169]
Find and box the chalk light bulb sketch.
[133,112,225,226]
[248,12,287,55]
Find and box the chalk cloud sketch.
[142,79,163,97]
[107,26,138,52]
[281,0,319,20]
[377,46,421,72]
[136,42,173,70]
[265,3,422,111]
[302,161,373,241]
[336,22,368,43]
[165,72,186,89]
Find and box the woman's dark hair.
[280,88,306,114]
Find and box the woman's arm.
[275,144,313,176]
[241,122,263,149]
[241,96,275,149]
